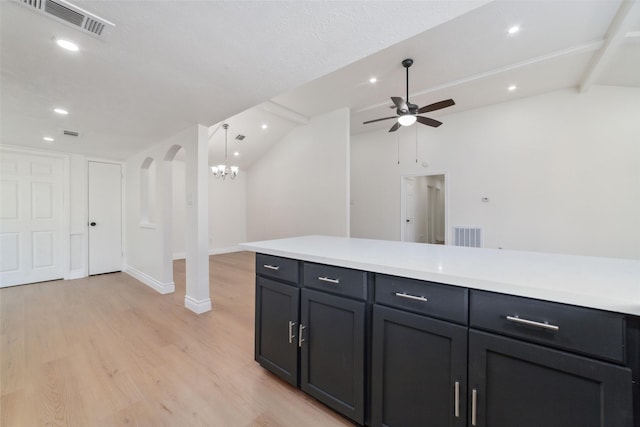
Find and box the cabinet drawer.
[303,263,367,300]
[256,253,299,284]
[375,274,468,324]
[470,290,626,363]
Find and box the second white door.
[88,161,122,275]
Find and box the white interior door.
[0,151,64,287]
[88,161,122,275]
[402,178,416,242]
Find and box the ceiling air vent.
[63,130,79,137]
[14,0,114,39]
[235,135,246,141]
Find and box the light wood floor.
[1,251,354,426]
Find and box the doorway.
[400,173,447,244]
[88,161,122,275]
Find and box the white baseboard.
[124,265,175,294]
[172,252,186,260]
[185,295,212,314]
[208,245,241,255]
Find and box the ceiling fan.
[363,58,455,132]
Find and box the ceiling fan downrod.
[403,58,413,106]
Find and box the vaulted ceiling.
[215,0,640,170]
[0,0,486,162]
[2,1,639,170]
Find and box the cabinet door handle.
[298,324,305,347]
[506,315,559,331]
[394,292,428,302]
[288,321,296,344]
[471,388,477,426]
[318,276,340,284]
[263,264,280,271]
[454,381,460,418]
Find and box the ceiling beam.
[354,40,603,115]
[258,101,310,125]
[579,0,639,93]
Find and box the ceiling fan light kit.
[363,58,455,132]
[397,114,417,126]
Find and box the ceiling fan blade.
[388,122,401,132]
[416,116,443,128]
[363,116,398,125]
[417,99,455,114]
[391,97,408,112]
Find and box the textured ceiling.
[210,0,640,169]
[0,0,487,161]
[3,0,638,169]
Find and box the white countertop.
[241,235,640,316]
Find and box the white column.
[184,125,211,313]
[159,158,175,287]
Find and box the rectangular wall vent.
[453,226,482,248]
[15,0,114,39]
[63,130,79,137]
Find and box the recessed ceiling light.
[54,108,68,115]
[508,85,517,91]
[507,25,520,35]
[369,77,377,84]
[43,137,54,142]
[261,124,268,129]
[56,39,79,52]
[233,152,240,157]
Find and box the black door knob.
[406,219,410,223]
[90,222,96,226]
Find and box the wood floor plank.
[1,251,354,426]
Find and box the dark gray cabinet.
[254,254,638,427]
[468,329,633,427]
[469,289,635,427]
[371,304,468,427]
[255,276,300,386]
[300,288,366,425]
[255,256,369,425]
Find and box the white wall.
[171,159,247,258]
[351,86,640,260]
[68,154,88,277]
[246,108,350,241]
[124,125,211,313]
[208,172,246,252]
[171,159,187,259]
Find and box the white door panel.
[403,178,416,242]
[88,162,122,275]
[0,152,64,287]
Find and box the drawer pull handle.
[454,381,460,418]
[471,389,477,426]
[506,315,559,331]
[395,292,428,302]
[288,321,296,344]
[318,276,340,284]
[263,264,280,271]
[298,324,305,347]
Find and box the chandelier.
[211,123,239,180]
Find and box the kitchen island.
[241,235,640,427]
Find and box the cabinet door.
[300,288,365,425]
[255,277,299,386]
[468,330,633,427]
[371,305,468,427]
